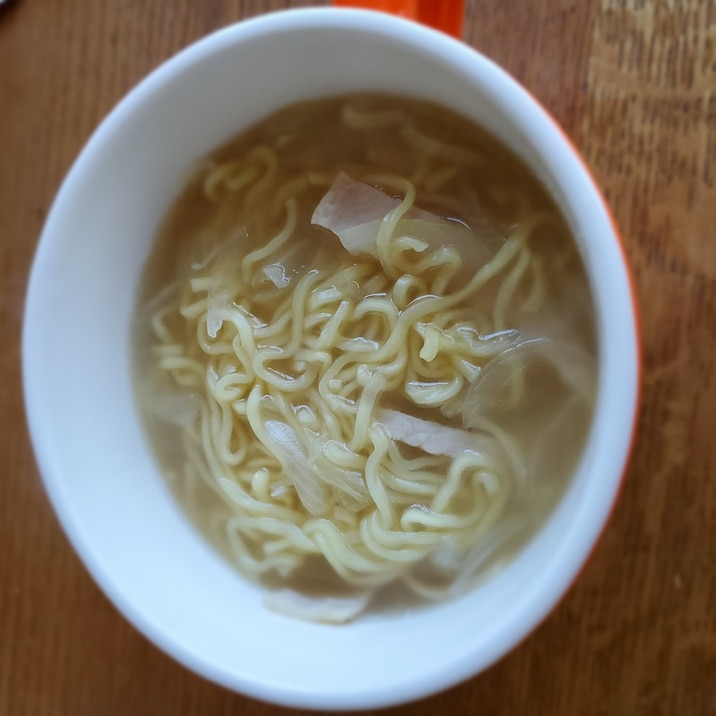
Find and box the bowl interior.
[23,8,638,710]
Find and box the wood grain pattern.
[1,1,714,714]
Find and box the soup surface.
[134,94,597,623]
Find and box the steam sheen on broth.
[134,95,597,624]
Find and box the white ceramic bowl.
[23,8,639,710]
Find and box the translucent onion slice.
[264,420,330,516]
[311,173,492,275]
[462,338,597,489]
[447,515,531,597]
[462,338,597,431]
[376,407,488,458]
[262,264,291,289]
[146,388,199,426]
[206,227,247,338]
[307,436,369,511]
[312,172,409,255]
[264,588,373,624]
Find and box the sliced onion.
[258,236,315,292]
[311,172,401,255]
[147,389,199,426]
[206,291,228,339]
[462,338,597,492]
[376,407,488,458]
[264,420,329,516]
[262,264,291,288]
[448,516,531,597]
[397,217,492,281]
[206,227,247,339]
[311,173,436,256]
[312,173,496,285]
[308,437,368,505]
[264,588,372,624]
[462,338,597,432]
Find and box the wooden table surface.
[2,0,715,714]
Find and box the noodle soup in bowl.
[23,8,639,711]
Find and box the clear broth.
[134,94,597,615]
